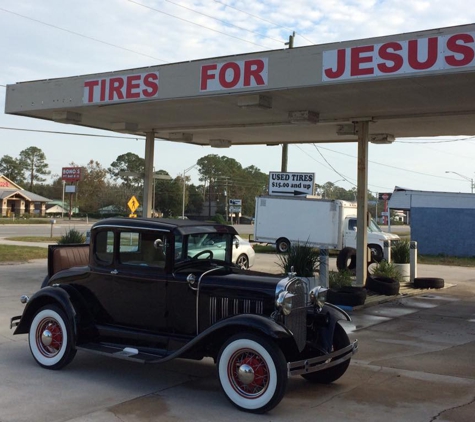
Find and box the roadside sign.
[129,213,137,218]
[127,196,139,213]
[268,172,315,196]
[229,199,242,213]
[378,193,392,200]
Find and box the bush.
[329,270,353,290]
[370,260,402,282]
[57,228,86,244]
[392,239,410,263]
[211,213,227,224]
[277,242,320,277]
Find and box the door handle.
[110,269,118,275]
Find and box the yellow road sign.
[127,196,139,213]
[129,213,137,218]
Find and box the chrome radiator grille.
[284,278,307,352]
[210,297,264,325]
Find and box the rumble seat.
[52,246,89,275]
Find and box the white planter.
[393,263,410,282]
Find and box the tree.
[19,147,50,192]
[108,153,145,191]
[0,155,25,185]
[73,160,108,214]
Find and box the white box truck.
[253,195,399,261]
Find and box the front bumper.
[10,315,21,330]
[287,340,358,377]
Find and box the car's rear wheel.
[217,333,288,413]
[29,305,76,370]
[236,254,250,269]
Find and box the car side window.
[94,230,114,264]
[119,231,166,268]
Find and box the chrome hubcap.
[41,330,53,346]
[237,364,255,385]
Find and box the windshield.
[175,232,233,263]
[368,218,383,233]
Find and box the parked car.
[10,217,357,414]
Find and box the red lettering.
[446,33,475,67]
[244,59,265,86]
[108,77,124,101]
[201,64,217,90]
[142,73,159,97]
[377,42,403,73]
[351,45,374,76]
[324,49,346,79]
[408,37,438,70]
[126,75,141,99]
[84,80,99,103]
[100,79,107,102]
[219,62,241,88]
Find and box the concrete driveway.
[0,257,474,422]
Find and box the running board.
[76,343,167,363]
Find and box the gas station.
[5,23,475,285]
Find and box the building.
[0,175,51,217]
[389,187,475,257]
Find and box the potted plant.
[277,241,320,288]
[367,260,401,295]
[391,239,410,282]
[326,270,367,307]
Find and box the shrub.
[277,242,320,277]
[211,213,227,224]
[329,270,353,290]
[58,228,86,244]
[370,260,402,282]
[392,239,410,263]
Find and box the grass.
[419,255,475,267]
[0,245,47,262]
[0,218,52,224]
[5,236,60,242]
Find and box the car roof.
[92,217,238,236]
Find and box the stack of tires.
[366,275,400,296]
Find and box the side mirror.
[353,227,357,232]
[154,239,164,249]
[233,238,239,249]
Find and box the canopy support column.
[355,121,369,287]
[143,131,155,218]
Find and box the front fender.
[323,302,352,322]
[13,287,76,335]
[162,314,293,362]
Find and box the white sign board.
[268,172,315,196]
[229,199,242,213]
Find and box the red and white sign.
[323,32,475,81]
[62,167,82,182]
[200,58,268,92]
[83,72,159,104]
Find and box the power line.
[163,0,284,44]
[0,126,140,140]
[396,136,475,144]
[313,145,356,187]
[128,0,273,49]
[213,0,316,45]
[0,6,168,63]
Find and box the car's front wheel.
[236,254,249,269]
[29,305,76,370]
[217,334,288,413]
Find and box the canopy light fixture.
[237,94,272,109]
[168,132,193,142]
[370,133,395,144]
[288,110,319,125]
[337,123,357,136]
[111,122,138,132]
[209,139,232,148]
[52,111,82,124]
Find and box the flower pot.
[393,263,410,281]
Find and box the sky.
[1,0,475,195]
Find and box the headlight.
[276,291,294,315]
[309,287,327,310]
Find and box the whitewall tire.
[28,305,76,370]
[217,334,287,413]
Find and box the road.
[0,255,473,421]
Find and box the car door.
[86,228,169,336]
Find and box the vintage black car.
[10,218,357,413]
